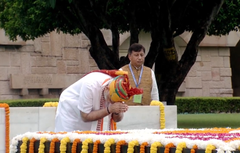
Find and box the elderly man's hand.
[108,102,128,114]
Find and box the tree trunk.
[145,31,161,68]
[155,0,225,105]
[87,27,120,69]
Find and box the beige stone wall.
[0,31,98,100]
[175,32,238,97]
[0,29,238,100]
[178,47,232,97]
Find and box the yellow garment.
[121,65,152,105]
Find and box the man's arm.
[80,102,128,122]
[80,107,110,122]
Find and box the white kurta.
[55,72,112,132]
[150,69,159,101]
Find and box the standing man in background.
[120,43,159,105]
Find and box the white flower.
[8,128,240,152]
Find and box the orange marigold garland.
[110,118,117,130]
[93,140,101,153]
[0,103,10,153]
[116,140,127,153]
[71,138,81,153]
[49,138,60,153]
[140,142,148,153]
[28,137,36,153]
[191,145,198,153]
[113,120,117,130]
[164,143,175,153]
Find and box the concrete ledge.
[116,106,177,130]
[0,105,177,153]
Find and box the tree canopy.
[0,0,240,104]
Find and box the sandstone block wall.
[0,29,236,100]
[178,47,232,97]
[0,32,98,100]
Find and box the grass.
[177,113,240,129]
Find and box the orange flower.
[191,145,198,153]
[140,142,148,153]
[0,103,10,153]
[72,138,81,153]
[49,138,60,153]
[164,143,175,153]
[112,120,117,130]
[93,140,101,153]
[74,131,98,134]
[29,138,36,153]
[160,128,234,134]
[116,140,127,153]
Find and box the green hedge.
[0,98,58,107]
[1,97,240,113]
[175,97,240,114]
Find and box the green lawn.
[177,113,240,129]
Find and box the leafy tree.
[0,0,240,105]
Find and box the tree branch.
[177,0,225,83]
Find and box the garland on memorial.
[20,137,28,153]
[0,103,10,153]
[29,138,36,153]
[49,138,59,153]
[140,142,148,153]
[150,142,162,153]
[39,137,47,153]
[93,140,100,153]
[81,138,93,153]
[60,137,70,153]
[190,145,198,153]
[205,144,216,153]
[150,101,165,129]
[127,140,139,153]
[175,142,186,153]
[116,140,127,153]
[164,143,175,153]
[10,128,240,153]
[104,138,115,153]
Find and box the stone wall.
[0,30,98,100]
[180,47,232,97]
[0,29,239,100]
[174,31,239,97]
